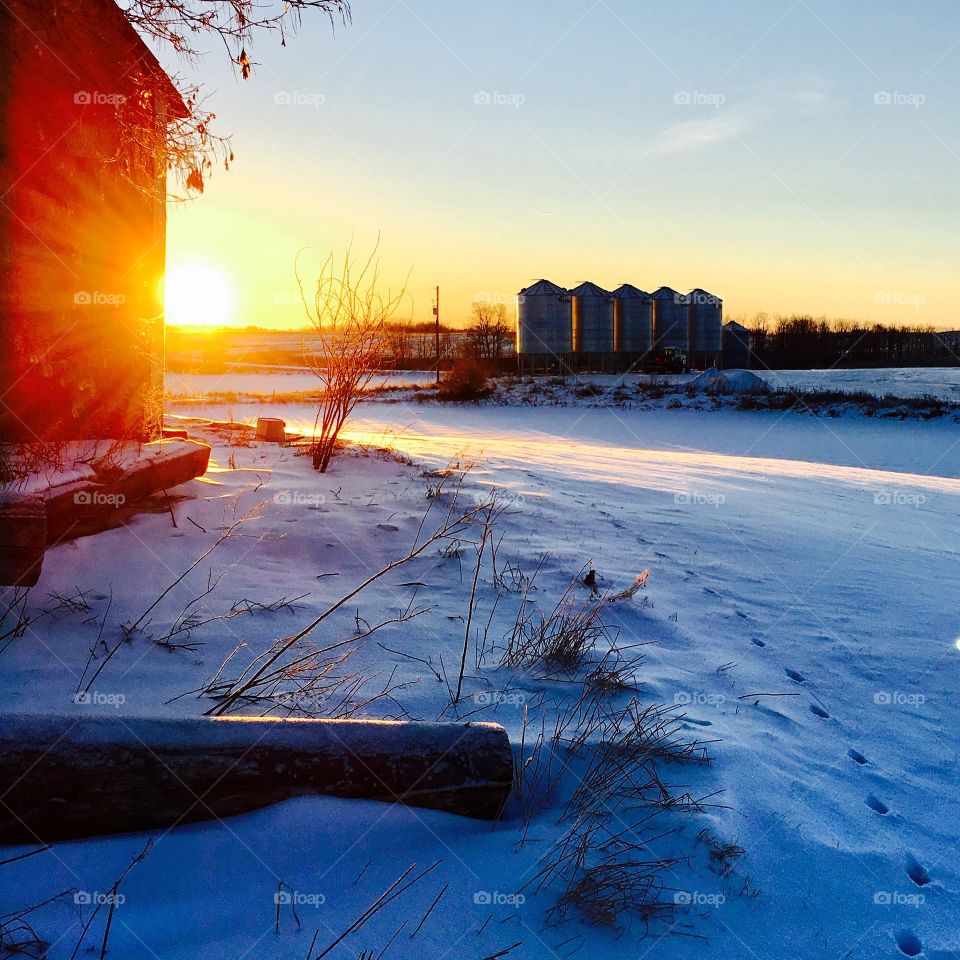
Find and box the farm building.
[517,280,725,373]
[0,0,187,442]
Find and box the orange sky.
[163,2,960,331]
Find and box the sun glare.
[165,262,235,328]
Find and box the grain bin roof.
[568,281,611,297]
[611,283,651,299]
[650,286,681,300]
[689,288,723,302]
[724,320,749,332]
[519,279,567,296]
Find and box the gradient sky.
[158,0,960,329]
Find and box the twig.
[409,883,448,939]
[736,692,800,700]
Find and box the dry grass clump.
[524,698,714,931]
[504,567,718,935]
[193,470,495,718]
[502,581,614,674]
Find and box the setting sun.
[164,261,234,327]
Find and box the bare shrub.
[464,303,513,362]
[298,243,408,472]
[437,359,495,402]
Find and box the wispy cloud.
[650,112,754,156]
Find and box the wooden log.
[92,439,211,508]
[0,715,513,844]
[0,493,46,587]
[45,439,211,543]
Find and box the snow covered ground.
[2,388,959,959]
[756,367,960,402]
[165,367,435,399]
[164,366,960,403]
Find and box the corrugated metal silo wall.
[690,295,723,367]
[653,295,690,351]
[572,294,614,353]
[614,298,653,353]
[517,292,572,354]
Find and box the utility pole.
[433,285,441,385]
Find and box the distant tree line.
[165,304,515,373]
[744,315,960,369]
[384,303,514,370]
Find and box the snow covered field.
[757,367,960,402]
[164,366,960,403]
[164,368,435,399]
[3,390,959,959]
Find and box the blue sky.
[160,0,960,327]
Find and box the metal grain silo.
[516,279,571,356]
[688,289,723,369]
[611,284,652,354]
[722,320,751,369]
[569,281,614,354]
[651,286,690,354]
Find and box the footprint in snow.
[684,717,713,727]
[377,523,399,532]
[905,858,931,887]
[785,668,806,684]
[809,705,830,719]
[895,930,922,957]
[703,587,720,597]
[751,638,767,648]
[847,748,868,765]
[866,794,890,815]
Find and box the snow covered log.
[44,439,211,543]
[0,715,513,844]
